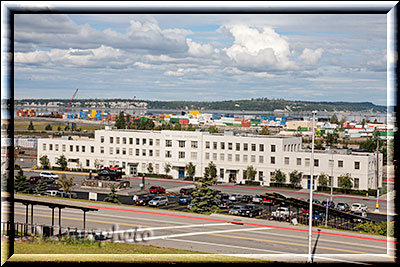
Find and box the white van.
[45,190,60,197]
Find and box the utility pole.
[375,128,380,212]
[307,110,317,263]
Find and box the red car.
[149,186,166,194]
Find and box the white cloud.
[186,38,214,57]
[299,48,324,65]
[223,25,297,71]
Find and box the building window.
[116,137,120,144]
[220,142,225,150]
[91,146,94,153]
[305,158,310,166]
[251,144,256,152]
[149,139,153,146]
[129,148,133,156]
[142,138,146,145]
[116,147,120,154]
[136,149,139,156]
[329,160,334,168]
[122,148,126,155]
[109,147,113,155]
[70,145,73,152]
[100,147,104,154]
[191,152,197,160]
[235,154,240,162]
[243,155,248,162]
[259,144,264,152]
[297,158,302,166]
[122,137,126,145]
[129,138,133,145]
[49,144,53,151]
[86,159,90,167]
[354,161,360,170]
[284,157,290,165]
[55,144,59,151]
[228,154,232,161]
[100,136,104,143]
[338,160,344,168]
[165,151,172,158]
[314,159,319,167]
[156,139,160,146]
[110,137,113,144]
[142,149,146,156]
[191,141,198,148]
[76,145,79,152]
[179,151,185,159]
[220,153,225,161]
[82,146,85,153]
[205,141,210,149]
[166,140,172,147]
[156,150,160,157]
[213,153,217,161]
[236,143,240,151]
[228,143,233,150]
[205,152,210,160]
[179,140,185,148]
[259,171,264,181]
[243,143,248,151]
[62,144,66,152]
[259,156,264,164]
[149,150,153,157]
[43,144,46,151]
[220,168,224,179]
[270,156,275,164]
[271,144,276,152]
[354,178,360,189]
[136,138,140,145]
[213,142,218,149]
[251,155,256,163]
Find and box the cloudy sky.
[11,7,392,105]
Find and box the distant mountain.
[14,98,387,113]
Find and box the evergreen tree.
[104,185,121,204]
[190,162,218,214]
[14,167,29,193]
[27,121,34,130]
[35,178,48,195]
[115,112,126,129]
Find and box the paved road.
[10,198,396,264]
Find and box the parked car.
[135,194,154,206]
[252,195,263,203]
[321,200,335,209]
[149,186,166,194]
[239,195,253,203]
[352,210,367,222]
[216,199,234,209]
[228,205,246,215]
[29,176,42,183]
[178,195,193,205]
[55,191,73,198]
[180,188,195,195]
[45,190,61,197]
[216,192,230,200]
[351,203,368,212]
[40,171,59,180]
[336,202,351,212]
[262,197,277,205]
[96,167,122,181]
[271,207,294,218]
[240,204,263,217]
[229,193,242,202]
[148,196,168,206]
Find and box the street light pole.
[307,110,317,263]
[375,128,380,212]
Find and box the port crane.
[65,88,79,113]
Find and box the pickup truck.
[271,207,294,218]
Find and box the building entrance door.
[129,164,138,176]
[178,167,185,178]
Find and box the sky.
[5,3,397,106]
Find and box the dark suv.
[321,200,335,209]
[240,204,263,217]
[180,188,195,195]
[97,167,123,181]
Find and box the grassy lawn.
[14,120,101,132]
[2,240,270,263]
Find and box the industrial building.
[37,128,383,190]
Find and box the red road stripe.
[89,205,396,244]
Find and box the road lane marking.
[210,233,378,255]
[90,205,397,244]
[121,226,271,242]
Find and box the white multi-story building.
[37,128,383,190]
